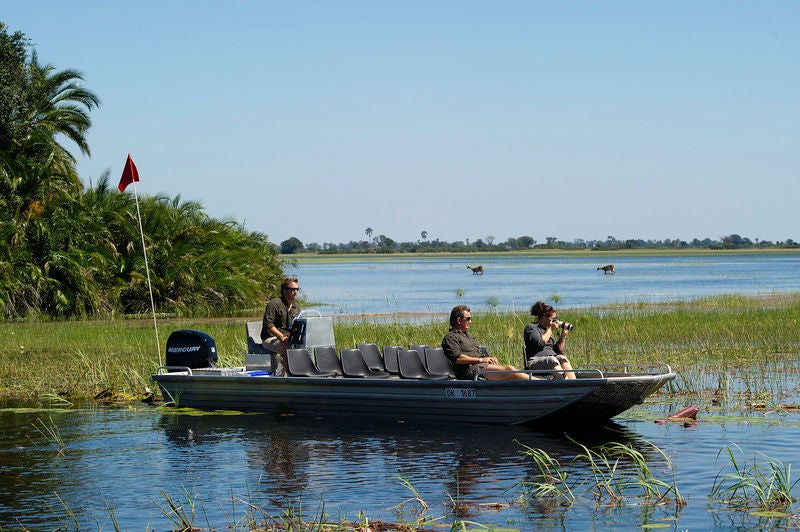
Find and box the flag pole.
[130,179,161,366]
[119,154,161,366]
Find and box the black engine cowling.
[165,329,218,369]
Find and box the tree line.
[280,231,799,254]
[0,23,284,319]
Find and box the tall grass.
[519,437,684,509]
[1,293,799,400]
[710,444,799,512]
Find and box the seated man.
[441,305,533,381]
[260,277,301,376]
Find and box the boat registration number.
[446,388,476,399]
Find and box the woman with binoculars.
[523,301,576,379]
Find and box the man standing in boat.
[442,305,533,381]
[261,277,301,376]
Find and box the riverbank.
[2,293,799,402]
[286,247,800,262]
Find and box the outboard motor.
[165,329,218,370]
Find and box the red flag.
[118,154,140,192]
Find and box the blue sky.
[5,2,799,246]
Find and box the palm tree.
[421,230,428,242]
[14,52,100,184]
[365,227,373,241]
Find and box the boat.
[151,315,676,428]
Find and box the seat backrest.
[398,349,449,380]
[314,346,343,376]
[382,346,402,375]
[341,348,390,378]
[479,345,490,356]
[424,347,456,379]
[340,348,369,377]
[357,343,386,372]
[286,348,334,377]
[246,321,268,354]
[409,344,429,354]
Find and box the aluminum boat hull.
[152,366,675,427]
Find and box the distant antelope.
[597,264,615,274]
[467,264,484,275]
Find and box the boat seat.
[246,320,269,354]
[341,348,390,378]
[286,349,336,377]
[356,343,387,372]
[398,349,450,380]
[424,347,456,379]
[314,346,343,376]
[382,346,402,375]
[409,344,429,354]
[479,345,490,356]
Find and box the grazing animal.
[467,264,484,275]
[597,264,616,274]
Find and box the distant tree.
[377,234,396,253]
[486,235,495,246]
[517,236,535,249]
[421,230,427,242]
[365,227,373,241]
[280,237,304,254]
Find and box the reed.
[32,415,65,455]
[519,437,683,509]
[710,444,798,512]
[517,444,575,505]
[1,293,799,401]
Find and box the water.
[2,405,799,529]
[289,252,800,316]
[3,252,800,529]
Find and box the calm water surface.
[3,253,800,529]
[290,252,800,316]
[2,404,799,530]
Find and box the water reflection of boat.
[157,413,657,513]
[152,329,676,428]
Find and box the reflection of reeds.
[710,444,798,512]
